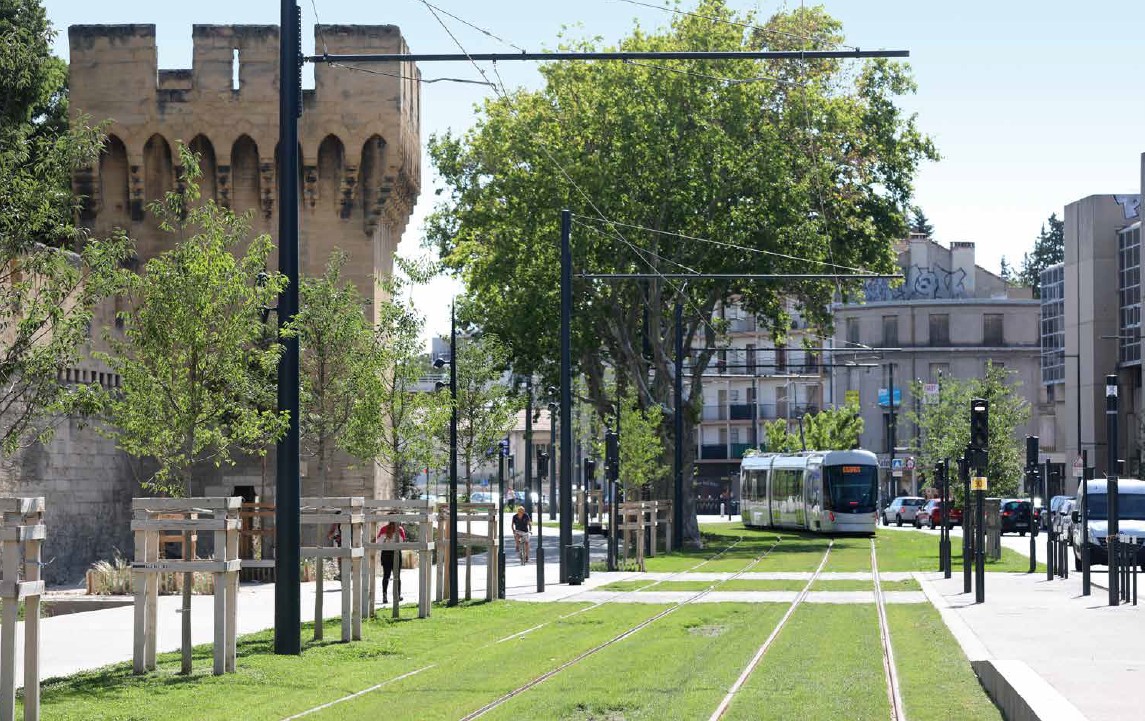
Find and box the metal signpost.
[1081,449,1090,596]
[970,399,989,604]
[1107,375,1119,606]
[1026,436,1039,574]
[959,454,971,594]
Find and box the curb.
[916,573,1089,721]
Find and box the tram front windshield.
[824,465,878,513]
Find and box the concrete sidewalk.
[899,524,1140,721]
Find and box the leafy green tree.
[617,386,666,495]
[909,207,934,238]
[0,0,132,452]
[98,153,288,496]
[426,2,935,543]
[999,256,1013,285]
[451,334,520,499]
[1019,213,1065,297]
[287,251,388,497]
[803,400,864,450]
[906,363,1030,502]
[375,283,443,500]
[764,419,799,453]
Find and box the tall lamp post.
[547,395,558,523]
[432,305,459,607]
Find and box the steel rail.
[707,541,835,721]
[872,538,907,721]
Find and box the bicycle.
[514,530,531,564]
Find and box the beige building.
[0,23,420,582]
[832,236,1041,498]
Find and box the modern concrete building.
[1052,176,1143,486]
[832,235,1041,498]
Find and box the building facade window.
[775,344,787,372]
[1040,263,1065,384]
[929,314,950,346]
[746,344,756,373]
[983,313,1004,346]
[882,315,898,347]
[1119,223,1142,366]
[846,317,860,346]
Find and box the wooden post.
[0,498,43,721]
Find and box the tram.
[740,449,880,535]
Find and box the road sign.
[1073,455,1084,478]
[905,457,916,470]
[923,383,940,404]
[891,458,904,478]
[878,388,902,408]
[971,476,988,491]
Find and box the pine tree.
[1019,213,1065,298]
[909,207,934,238]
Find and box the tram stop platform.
[917,532,1143,721]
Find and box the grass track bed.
[35,601,628,721]
[482,603,788,721]
[723,604,889,721]
[308,603,666,719]
[888,604,1002,720]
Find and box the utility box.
[985,497,1002,561]
[566,545,586,585]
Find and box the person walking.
[511,505,532,564]
[376,520,406,604]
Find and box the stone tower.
[66,24,421,501]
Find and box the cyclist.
[511,505,532,564]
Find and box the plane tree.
[426,1,936,543]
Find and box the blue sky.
[44,1,1145,345]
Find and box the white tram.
[740,450,880,535]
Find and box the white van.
[1070,478,1145,570]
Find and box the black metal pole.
[525,378,533,518]
[942,459,951,578]
[1026,436,1038,574]
[448,306,459,606]
[536,451,545,592]
[888,364,896,502]
[273,0,302,656]
[674,300,684,549]
[582,456,590,580]
[549,408,557,523]
[1045,459,1053,581]
[307,49,911,64]
[975,484,985,603]
[1107,374,1119,606]
[560,209,574,584]
[1082,449,1090,595]
[960,455,971,594]
[497,444,506,599]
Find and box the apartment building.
[832,235,1041,498]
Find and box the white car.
[1071,478,1145,570]
[882,496,926,527]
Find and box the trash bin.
[566,545,585,585]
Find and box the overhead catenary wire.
[330,62,497,86]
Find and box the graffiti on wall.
[864,263,969,302]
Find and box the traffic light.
[537,449,549,479]
[969,398,989,469]
[584,458,596,482]
[605,430,619,482]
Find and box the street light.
[431,305,458,607]
[547,394,558,523]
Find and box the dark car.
[1000,499,1032,535]
[915,499,962,529]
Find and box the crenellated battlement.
[69,22,421,326]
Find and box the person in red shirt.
[377,521,406,604]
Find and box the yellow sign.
[971,476,988,491]
[845,390,860,406]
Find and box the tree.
[803,400,864,450]
[451,334,520,500]
[375,279,444,500]
[906,363,1030,502]
[909,207,934,238]
[0,0,132,452]
[999,256,1013,285]
[98,152,288,496]
[762,400,863,452]
[617,386,666,495]
[287,251,387,497]
[426,2,936,544]
[1018,213,1065,297]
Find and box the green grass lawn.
[481,603,788,721]
[723,604,890,720]
[35,601,662,721]
[888,604,1003,720]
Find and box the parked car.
[1047,494,1073,532]
[882,496,926,527]
[468,491,494,504]
[914,499,962,529]
[1058,498,1076,540]
[999,499,1032,535]
[1071,478,1145,570]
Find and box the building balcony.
[699,444,729,460]
[701,403,789,422]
